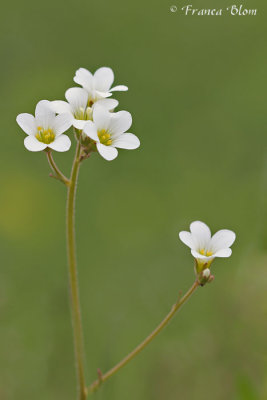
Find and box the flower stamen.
[74,107,92,121]
[199,249,213,257]
[98,129,112,146]
[35,127,55,144]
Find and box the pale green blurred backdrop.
[0,0,267,399]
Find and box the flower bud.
[198,268,212,286]
[202,269,210,279]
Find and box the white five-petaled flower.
[83,105,140,161]
[51,87,118,130]
[16,100,72,152]
[74,67,128,102]
[179,221,236,270]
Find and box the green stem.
[67,142,87,400]
[88,280,199,394]
[46,150,70,185]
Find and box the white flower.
[51,87,118,130]
[83,105,140,161]
[16,100,72,152]
[74,67,128,102]
[179,221,236,269]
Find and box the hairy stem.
[88,280,199,394]
[67,142,87,400]
[46,150,70,185]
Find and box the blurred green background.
[0,0,266,399]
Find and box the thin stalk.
[67,142,87,400]
[88,280,199,394]
[46,150,70,185]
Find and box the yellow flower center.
[35,127,55,144]
[98,129,112,146]
[199,249,213,257]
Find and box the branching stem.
[46,150,70,185]
[48,138,200,398]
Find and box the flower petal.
[179,231,195,249]
[92,105,111,130]
[51,100,72,115]
[65,87,88,111]
[73,119,87,130]
[35,102,55,130]
[112,133,140,149]
[83,121,99,142]
[94,90,112,99]
[48,135,71,152]
[95,98,118,110]
[214,248,232,258]
[210,230,236,252]
[96,143,118,161]
[108,111,132,136]
[190,221,211,249]
[52,114,72,135]
[74,68,93,90]
[35,100,54,117]
[94,67,114,92]
[16,113,36,135]
[24,136,47,152]
[110,85,128,92]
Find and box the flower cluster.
[16,67,140,160]
[16,67,236,280]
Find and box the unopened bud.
[198,268,212,286]
[202,269,210,279]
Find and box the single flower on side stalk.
[51,87,118,130]
[179,220,236,282]
[16,100,72,152]
[74,66,128,102]
[83,105,140,161]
